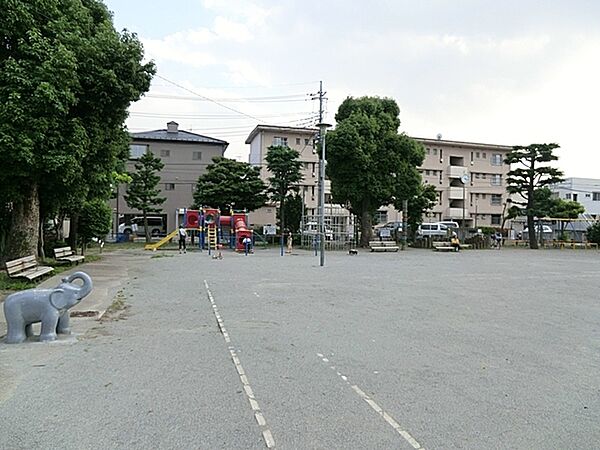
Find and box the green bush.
[587,223,600,244]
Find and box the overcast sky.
[104,0,600,178]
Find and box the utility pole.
[314,81,330,267]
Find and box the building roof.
[412,136,513,151]
[245,125,318,144]
[131,128,229,147]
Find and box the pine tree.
[124,152,166,243]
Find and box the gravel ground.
[1,247,599,449]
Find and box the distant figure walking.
[494,231,502,249]
[178,224,187,254]
[286,231,293,254]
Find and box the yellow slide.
[144,229,179,251]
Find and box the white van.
[417,223,449,237]
[303,222,333,240]
[438,221,459,230]
[119,216,165,237]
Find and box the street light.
[316,122,331,267]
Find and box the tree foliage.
[407,184,437,236]
[504,143,563,249]
[587,223,600,245]
[265,146,303,232]
[326,96,425,246]
[124,152,166,243]
[192,157,267,212]
[78,198,112,253]
[0,0,154,259]
[278,193,303,234]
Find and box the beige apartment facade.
[111,121,228,233]
[246,125,328,228]
[410,137,512,227]
[246,125,512,232]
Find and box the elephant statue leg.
[25,323,34,338]
[57,312,71,335]
[5,317,26,344]
[39,313,60,342]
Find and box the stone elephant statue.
[3,271,93,344]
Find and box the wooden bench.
[53,246,85,264]
[369,241,399,252]
[5,255,54,281]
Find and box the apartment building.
[112,121,229,232]
[414,137,512,227]
[246,125,329,228]
[549,177,600,217]
[246,125,513,230]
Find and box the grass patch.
[0,273,36,291]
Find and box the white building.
[550,177,600,217]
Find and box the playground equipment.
[144,208,253,253]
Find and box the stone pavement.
[0,250,149,339]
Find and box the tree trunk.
[6,184,40,259]
[527,214,538,249]
[143,211,150,243]
[360,207,373,248]
[68,212,79,251]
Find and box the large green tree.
[0,0,154,260]
[326,96,425,247]
[192,156,267,212]
[124,152,166,243]
[78,198,112,254]
[505,144,564,249]
[265,145,303,234]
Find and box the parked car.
[373,221,403,237]
[438,221,459,230]
[518,225,553,239]
[119,216,165,237]
[417,223,449,237]
[303,222,333,240]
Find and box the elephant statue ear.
[49,288,68,310]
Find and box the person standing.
[178,224,187,254]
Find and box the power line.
[154,74,264,122]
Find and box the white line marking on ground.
[319,353,424,449]
[204,280,275,449]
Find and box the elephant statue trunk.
[3,271,93,344]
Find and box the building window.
[425,170,430,176]
[129,144,147,159]
[593,192,600,201]
[565,193,572,200]
[491,154,503,166]
[491,194,502,205]
[165,183,175,191]
[192,151,202,160]
[491,214,501,225]
[476,152,480,158]
[273,136,288,147]
[481,173,486,179]
[585,193,591,198]
[490,174,502,186]
[296,138,301,145]
[482,194,487,199]
[432,148,438,156]
[426,148,431,154]
[160,149,170,157]
[305,138,310,145]
[475,173,480,179]
[482,152,487,159]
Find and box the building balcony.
[447,165,468,179]
[448,187,466,200]
[446,207,469,219]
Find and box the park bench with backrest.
[53,246,85,264]
[5,255,54,281]
[369,240,399,252]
